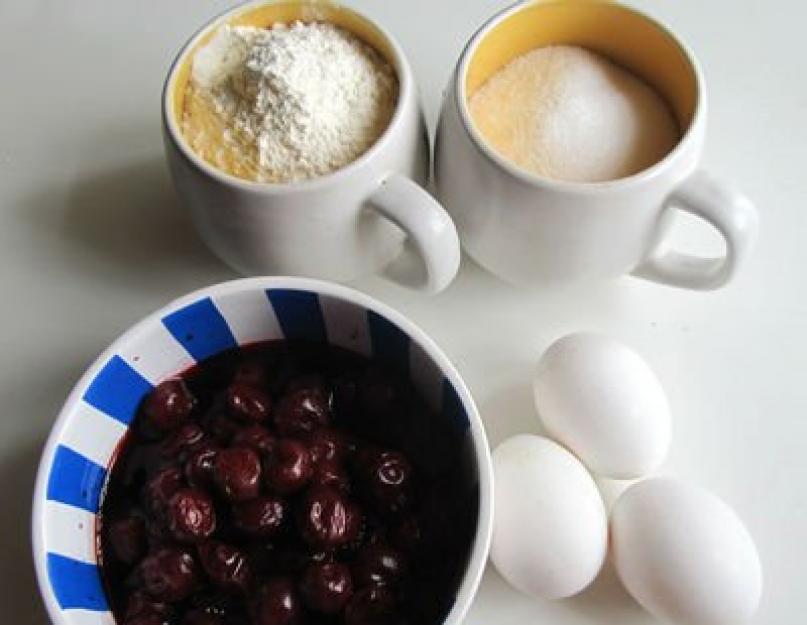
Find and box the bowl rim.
[31,276,494,625]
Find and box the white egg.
[491,434,607,599]
[611,478,763,624]
[534,332,671,479]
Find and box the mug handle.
[632,170,759,290]
[365,174,461,293]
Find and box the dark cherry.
[356,450,413,515]
[352,544,407,588]
[266,360,305,397]
[299,562,353,614]
[231,424,276,455]
[274,383,330,437]
[254,542,330,577]
[310,460,350,494]
[184,444,219,490]
[197,541,252,593]
[144,467,184,521]
[307,428,351,465]
[344,585,397,625]
[254,577,301,625]
[227,382,272,422]
[182,609,225,625]
[140,547,199,602]
[108,516,147,565]
[202,410,241,445]
[285,373,328,394]
[213,446,262,502]
[143,379,197,432]
[265,439,313,494]
[125,589,171,620]
[247,541,280,576]
[298,487,362,549]
[166,488,216,543]
[161,424,206,460]
[188,593,242,622]
[232,495,286,538]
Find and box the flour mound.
[190,22,398,183]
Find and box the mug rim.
[454,0,707,194]
[31,276,494,625]
[162,0,414,194]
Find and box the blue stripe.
[367,311,410,374]
[47,553,108,611]
[442,379,470,429]
[266,290,326,342]
[162,297,237,362]
[83,355,152,425]
[46,445,106,513]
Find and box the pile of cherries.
[99,344,438,625]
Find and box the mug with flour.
[436,0,758,290]
[163,0,460,293]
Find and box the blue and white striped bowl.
[32,277,493,625]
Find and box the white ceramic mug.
[163,0,460,293]
[436,0,758,290]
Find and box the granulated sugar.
[184,21,398,183]
[468,46,679,183]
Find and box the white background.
[1,1,804,623]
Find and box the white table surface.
[2,1,804,623]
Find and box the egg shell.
[534,332,671,479]
[491,434,607,599]
[611,478,763,625]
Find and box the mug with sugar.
[436,0,758,290]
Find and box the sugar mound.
[468,46,679,183]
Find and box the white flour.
[469,46,679,183]
[188,22,398,182]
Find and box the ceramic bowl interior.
[32,277,492,625]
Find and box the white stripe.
[43,501,97,564]
[409,342,444,413]
[213,289,284,345]
[59,402,128,469]
[118,322,195,384]
[320,295,372,357]
[62,610,115,625]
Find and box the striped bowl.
[32,277,493,625]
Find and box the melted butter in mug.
[183,80,264,181]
